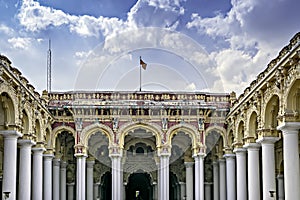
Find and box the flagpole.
[139,56,142,91]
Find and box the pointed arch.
[81,123,114,147]
[236,120,245,143]
[0,91,17,129]
[248,111,258,138]
[166,123,198,149]
[264,95,280,129]
[205,126,226,141]
[285,79,300,112]
[118,121,162,149]
[51,125,76,149]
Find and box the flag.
[140,57,147,70]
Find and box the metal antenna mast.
[47,39,52,92]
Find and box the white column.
[184,162,194,200]
[110,153,122,200]
[205,182,212,200]
[82,156,86,200]
[159,153,170,200]
[277,122,300,200]
[224,154,236,200]
[123,182,126,200]
[76,154,87,200]
[276,174,284,200]
[93,182,100,200]
[244,143,261,200]
[32,147,45,200]
[212,161,219,200]
[43,153,54,200]
[60,161,67,200]
[18,139,35,200]
[67,182,75,200]
[87,160,95,200]
[234,148,247,200]
[157,163,161,200]
[256,137,280,200]
[0,130,22,200]
[53,158,61,200]
[194,153,205,200]
[152,182,157,200]
[218,158,226,200]
[179,182,186,200]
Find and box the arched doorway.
[126,172,152,200]
[100,171,112,200]
[170,172,180,200]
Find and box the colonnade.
[212,122,300,200]
[0,121,299,200]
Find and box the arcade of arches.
[0,33,299,200]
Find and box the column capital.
[60,161,68,168]
[223,153,235,159]
[53,158,60,166]
[0,130,22,138]
[212,161,219,166]
[86,160,95,168]
[243,142,260,150]
[74,152,88,158]
[184,162,194,168]
[277,122,300,134]
[109,152,122,158]
[193,152,206,159]
[74,144,87,155]
[18,139,36,147]
[43,152,54,159]
[67,182,75,186]
[94,182,101,186]
[276,174,284,180]
[159,152,171,157]
[256,136,280,144]
[32,147,46,153]
[233,147,247,153]
[218,158,226,163]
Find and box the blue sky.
[0,0,299,94]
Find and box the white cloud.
[8,37,32,50]
[18,0,127,38]
[186,0,300,94]
[18,0,71,32]
[185,82,196,91]
[0,24,14,36]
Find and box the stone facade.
[0,32,299,200]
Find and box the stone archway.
[100,171,112,200]
[126,171,152,200]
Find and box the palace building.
[0,32,299,200]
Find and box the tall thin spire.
[47,39,52,92]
